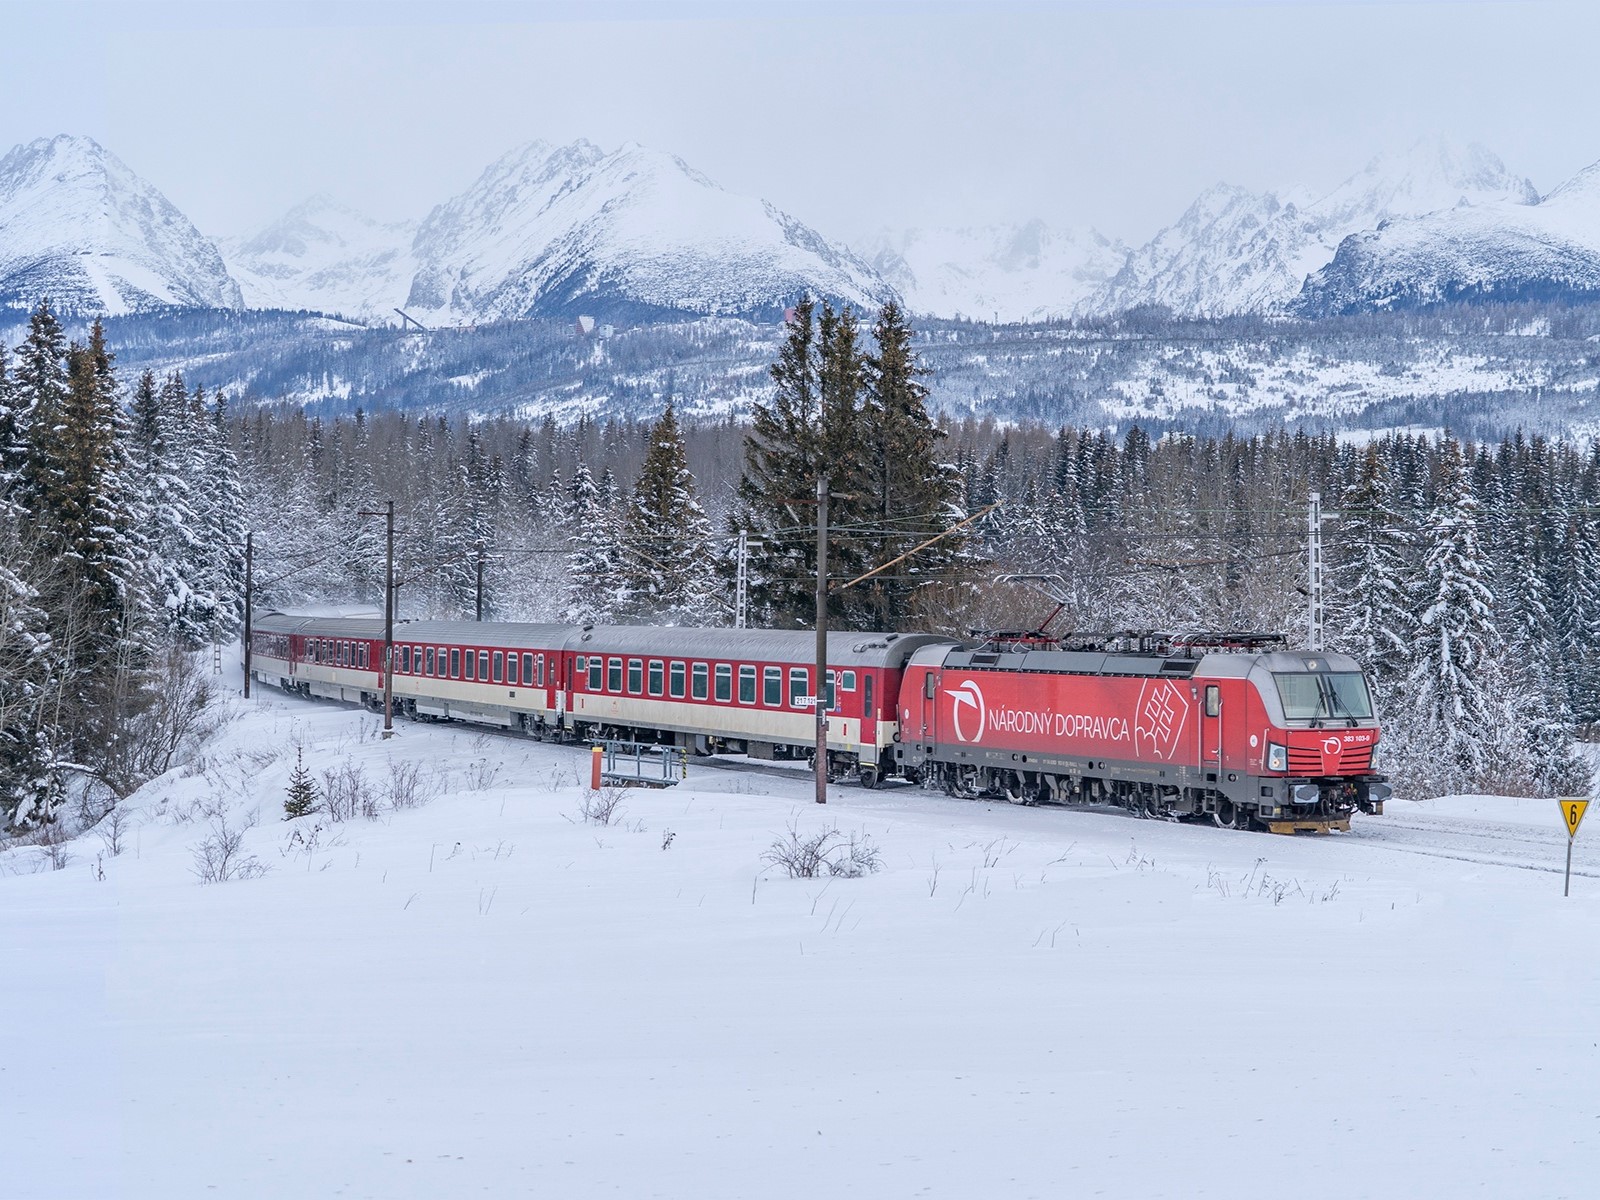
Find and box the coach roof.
[569,626,949,668]
[252,614,952,668]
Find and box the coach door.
[1200,684,1221,778]
[921,669,937,744]
[859,672,877,758]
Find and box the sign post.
[1558,798,1588,896]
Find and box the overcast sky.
[3,0,1598,247]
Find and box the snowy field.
[4,670,1599,1199]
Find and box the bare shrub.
[97,648,228,797]
[762,823,841,879]
[827,830,883,878]
[763,822,883,880]
[463,758,501,792]
[320,760,376,822]
[96,805,134,857]
[39,821,72,872]
[384,759,438,811]
[73,781,117,830]
[190,810,268,883]
[577,787,625,826]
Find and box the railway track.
[1346,806,1598,878]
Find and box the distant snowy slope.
[0,134,241,315]
[1086,138,1539,317]
[221,196,415,320]
[1297,160,1600,314]
[865,220,1126,322]
[408,140,894,323]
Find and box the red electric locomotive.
[894,631,1389,833]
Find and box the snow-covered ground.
[5,667,1598,1199]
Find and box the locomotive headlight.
[1267,742,1287,773]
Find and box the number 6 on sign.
[1558,799,1588,897]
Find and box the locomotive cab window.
[669,662,686,698]
[1204,685,1220,717]
[788,668,807,707]
[648,660,664,696]
[715,664,732,702]
[691,663,708,700]
[492,652,504,683]
[1274,672,1373,721]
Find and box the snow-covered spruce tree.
[0,345,60,832]
[284,748,318,819]
[199,391,247,642]
[858,300,969,629]
[732,297,823,626]
[1401,438,1497,795]
[1553,510,1600,728]
[563,459,628,624]
[1329,443,1413,682]
[459,428,500,618]
[11,302,70,517]
[130,370,209,646]
[621,401,718,623]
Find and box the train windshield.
[1274,672,1373,721]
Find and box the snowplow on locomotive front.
[893,632,1390,833]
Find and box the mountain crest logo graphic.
[950,680,986,743]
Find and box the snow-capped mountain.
[1295,159,1600,314]
[407,140,893,323]
[863,220,1127,323]
[0,134,241,315]
[1085,139,1539,318]
[220,195,415,320]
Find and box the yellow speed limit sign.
[1558,799,1589,896]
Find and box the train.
[247,614,1390,833]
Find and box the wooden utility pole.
[475,538,485,621]
[383,500,395,736]
[361,501,398,736]
[815,472,829,805]
[242,530,254,699]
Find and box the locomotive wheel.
[858,766,879,789]
[1213,799,1242,829]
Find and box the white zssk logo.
[950,680,986,743]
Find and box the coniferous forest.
[3,298,1595,834]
